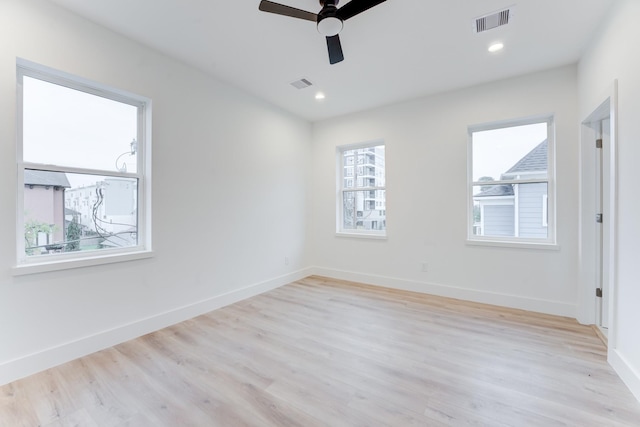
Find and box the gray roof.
[24,170,71,188]
[474,184,514,198]
[504,139,548,175]
[65,207,81,216]
[475,139,547,199]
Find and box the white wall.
[0,0,312,385]
[311,66,579,317]
[578,0,640,401]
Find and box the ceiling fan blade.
[326,35,344,64]
[337,0,386,21]
[258,0,317,22]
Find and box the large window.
[16,60,151,269]
[469,116,555,245]
[337,142,386,237]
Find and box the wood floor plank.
[2,275,640,426]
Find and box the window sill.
[12,250,154,276]
[336,232,387,240]
[466,239,559,250]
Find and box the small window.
[469,116,555,245]
[337,142,386,237]
[17,60,151,269]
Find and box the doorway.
[580,84,617,342]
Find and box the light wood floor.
[2,276,640,426]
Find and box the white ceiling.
[48,0,615,122]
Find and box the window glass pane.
[342,190,386,231]
[23,76,138,172]
[341,145,385,188]
[472,123,547,182]
[24,169,138,256]
[473,183,548,238]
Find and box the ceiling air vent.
[290,78,313,89]
[474,6,514,33]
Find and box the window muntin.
[17,62,150,265]
[337,143,386,236]
[469,118,554,244]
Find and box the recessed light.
[315,92,326,100]
[488,42,504,53]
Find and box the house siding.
[518,183,547,238]
[24,186,66,243]
[483,204,514,236]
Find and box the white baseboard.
[311,267,576,318]
[0,267,313,386]
[609,348,640,402]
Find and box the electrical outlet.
[421,262,428,272]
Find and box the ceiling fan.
[258,0,387,64]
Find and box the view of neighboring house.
[65,178,138,249]
[474,140,548,238]
[24,170,137,255]
[23,170,70,253]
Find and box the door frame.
[578,80,618,347]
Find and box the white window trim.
[14,59,153,274]
[467,114,556,248]
[336,140,386,238]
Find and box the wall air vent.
[290,78,313,89]
[474,6,514,33]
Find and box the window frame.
[467,115,556,248]
[336,140,386,238]
[14,59,152,274]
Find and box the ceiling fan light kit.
[317,16,343,37]
[258,0,387,64]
